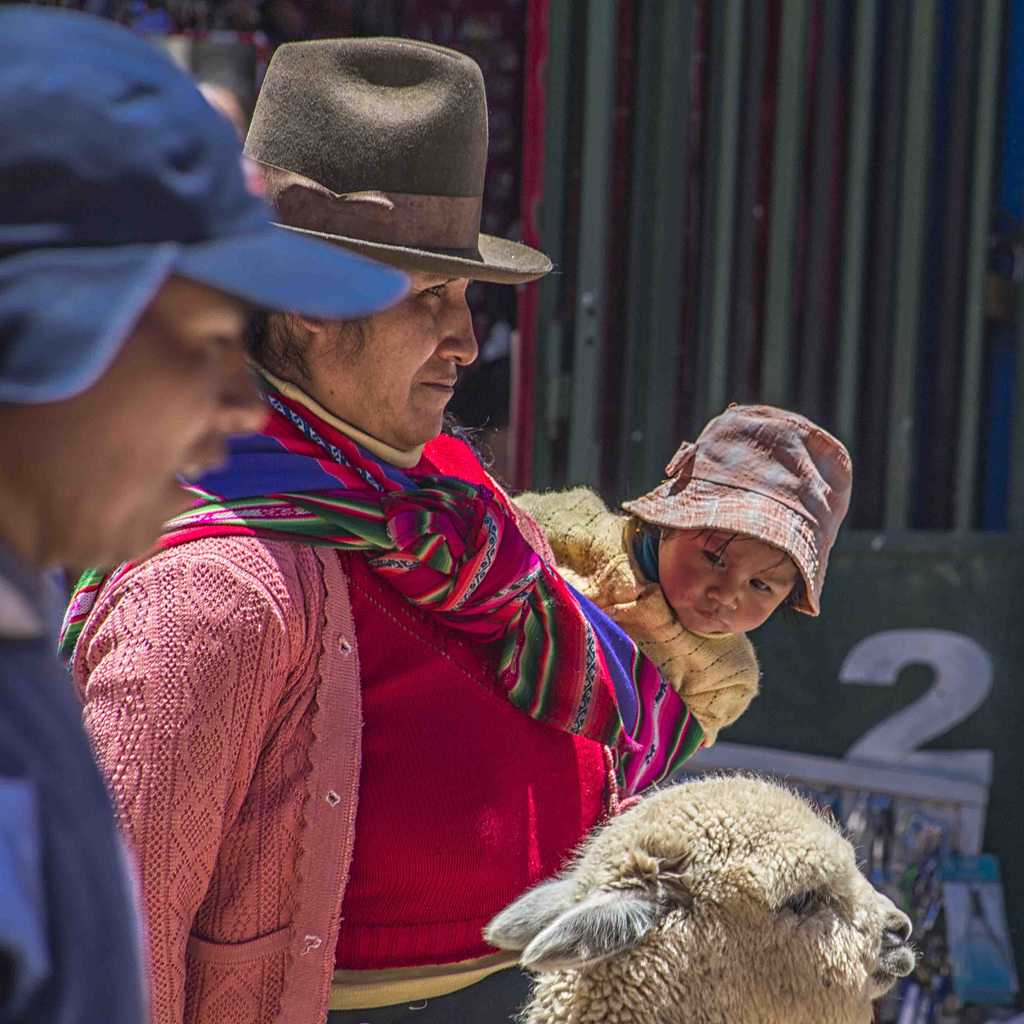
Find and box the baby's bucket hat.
[622,405,852,615]
[0,7,407,404]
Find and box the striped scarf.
[60,381,702,792]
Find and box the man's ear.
[484,877,577,952]
[518,888,665,972]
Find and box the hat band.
[256,162,483,251]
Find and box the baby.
[517,405,852,747]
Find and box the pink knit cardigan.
[73,538,362,1024]
[72,513,561,1024]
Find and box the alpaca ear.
[484,877,578,952]
[518,888,663,971]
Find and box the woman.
[68,39,703,1024]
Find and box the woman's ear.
[294,314,328,335]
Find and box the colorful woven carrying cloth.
[60,380,702,792]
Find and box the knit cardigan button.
[326,790,341,806]
[338,637,353,654]
[302,934,322,955]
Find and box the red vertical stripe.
[510,0,549,490]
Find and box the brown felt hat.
[244,37,552,285]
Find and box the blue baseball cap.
[0,6,409,404]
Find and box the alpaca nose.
[883,910,912,944]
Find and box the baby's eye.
[750,578,771,592]
[702,550,725,568]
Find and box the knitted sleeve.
[71,541,303,1024]
[514,487,638,604]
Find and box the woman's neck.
[257,366,425,469]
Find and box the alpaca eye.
[782,890,825,916]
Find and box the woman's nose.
[440,288,478,366]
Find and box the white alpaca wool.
[486,775,915,1024]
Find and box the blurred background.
[9,0,1024,1018]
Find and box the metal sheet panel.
[618,0,694,498]
[957,0,1005,531]
[885,0,938,530]
[761,0,809,406]
[835,0,878,457]
[705,0,745,417]
[567,0,617,485]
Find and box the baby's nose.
[708,581,739,607]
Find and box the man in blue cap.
[0,8,406,1022]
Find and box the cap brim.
[174,224,409,318]
[0,242,179,403]
[274,223,553,285]
[0,227,407,405]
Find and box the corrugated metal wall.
[534,0,1014,534]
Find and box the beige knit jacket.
[516,487,760,746]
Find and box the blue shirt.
[0,542,144,1023]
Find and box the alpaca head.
[486,776,915,1024]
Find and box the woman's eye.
[751,578,770,593]
[422,284,446,298]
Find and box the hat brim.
[174,224,408,319]
[623,479,822,615]
[274,222,553,285]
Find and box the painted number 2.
[839,629,993,784]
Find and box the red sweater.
[335,439,610,970]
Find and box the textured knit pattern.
[516,487,760,746]
[72,538,362,1024]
